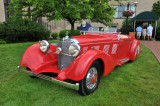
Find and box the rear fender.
[20,43,58,72]
[58,49,117,81]
[129,39,141,61]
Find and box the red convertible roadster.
[18,29,141,96]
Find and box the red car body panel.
[58,49,117,81]
[20,43,59,73]
[129,39,141,61]
[19,32,141,82]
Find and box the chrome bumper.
[17,66,79,90]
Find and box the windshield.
[88,27,117,33]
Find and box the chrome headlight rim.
[56,47,62,54]
[68,43,81,57]
[39,40,50,53]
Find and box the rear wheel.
[78,60,101,96]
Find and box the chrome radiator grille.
[57,41,75,70]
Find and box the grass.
[0,41,160,106]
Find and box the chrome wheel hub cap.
[86,67,98,90]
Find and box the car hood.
[72,34,119,44]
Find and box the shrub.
[121,28,134,35]
[59,30,70,38]
[156,19,160,40]
[122,18,132,28]
[0,17,50,43]
[74,30,81,36]
[0,39,6,44]
[121,18,133,35]
[0,23,6,39]
[51,33,58,39]
[59,30,80,38]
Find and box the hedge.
[156,19,160,39]
[0,39,6,44]
[121,18,133,35]
[59,30,80,38]
[51,33,58,39]
[0,17,50,43]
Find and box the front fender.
[129,39,141,61]
[20,43,58,72]
[58,49,117,81]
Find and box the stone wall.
[42,19,107,33]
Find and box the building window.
[113,5,136,18]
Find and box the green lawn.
[0,41,160,106]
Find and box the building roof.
[131,11,159,21]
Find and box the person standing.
[80,20,92,35]
[136,25,143,40]
[147,24,153,40]
[142,26,147,40]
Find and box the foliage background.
[152,1,160,40]
[155,19,160,39]
[120,18,133,35]
[152,1,160,18]
[51,33,58,39]
[59,30,80,38]
[0,17,50,43]
[9,0,119,35]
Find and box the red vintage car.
[18,30,141,96]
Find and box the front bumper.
[17,66,79,91]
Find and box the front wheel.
[78,61,101,96]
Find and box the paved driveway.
[140,40,160,64]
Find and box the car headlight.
[39,40,50,53]
[56,47,62,54]
[68,43,81,57]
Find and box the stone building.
[0,0,159,32]
[110,0,159,29]
[0,0,5,22]
[0,0,10,23]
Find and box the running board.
[17,66,79,90]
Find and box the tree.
[9,0,34,20]
[152,1,160,18]
[9,0,121,35]
[152,1,160,39]
[156,19,160,39]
